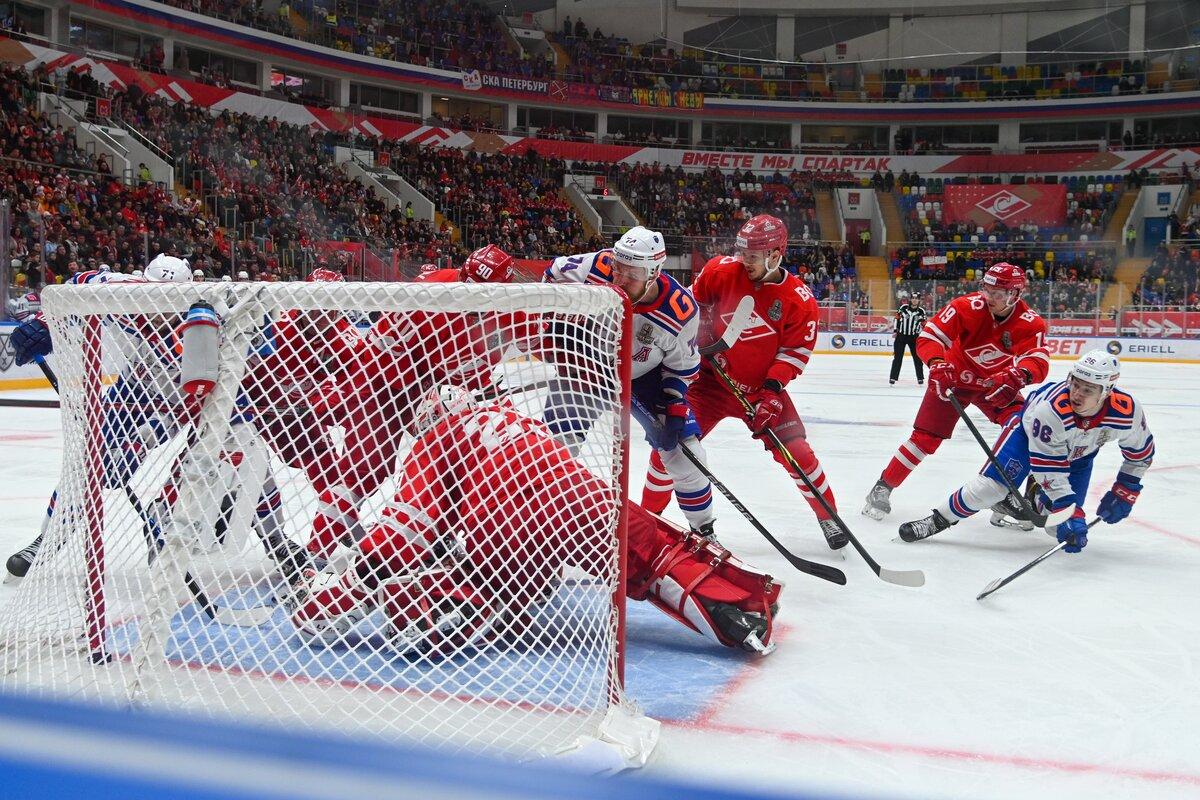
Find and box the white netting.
[0,281,654,766]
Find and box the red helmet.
[308,268,345,283]
[735,214,788,253]
[982,262,1026,292]
[462,244,514,284]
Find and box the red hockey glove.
[928,360,959,399]
[748,380,785,434]
[983,366,1028,406]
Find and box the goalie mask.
[413,384,477,436]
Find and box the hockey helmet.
[736,214,788,253]
[1070,350,1120,393]
[144,254,192,283]
[308,268,345,283]
[611,226,666,281]
[413,384,477,436]
[462,244,514,284]
[982,262,1027,292]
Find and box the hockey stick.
[0,397,58,409]
[698,295,755,357]
[946,392,1075,530]
[976,518,1101,601]
[36,356,275,627]
[708,359,925,588]
[630,395,846,585]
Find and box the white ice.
[2,353,1197,800]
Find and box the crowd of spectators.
[891,245,1114,315]
[384,144,595,258]
[880,59,1151,102]
[899,183,1119,246]
[148,0,1185,105]
[608,164,859,251]
[1136,242,1200,308]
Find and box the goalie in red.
[640,214,847,551]
[289,385,781,657]
[306,245,530,560]
[861,263,1050,520]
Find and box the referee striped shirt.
[895,304,926,336]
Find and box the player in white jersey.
[542,227,716,536]
[5,256,193,578]
[898,350,1153,551]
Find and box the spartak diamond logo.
[976,190,1031,221]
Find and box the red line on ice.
[1131,518,1200,546]
[668,719,1200,787]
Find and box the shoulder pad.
[1108,389,1135,417]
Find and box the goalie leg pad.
[378,576,509,659]
[626,503,781,652]
[289,567,374,647]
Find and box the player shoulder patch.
[637,323,654,343]
[1052,390,1073,417]
[1000,331,1012,350]
[1108,389,1134,417]
[768,299,782,321]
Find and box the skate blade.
[861,504,886,521]
[2,572,24,585]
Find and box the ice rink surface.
[2,353,1197,800]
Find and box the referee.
[891,295,926,385]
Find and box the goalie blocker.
[290,387,781,656]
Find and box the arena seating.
[149,1,1167,104]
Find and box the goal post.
[0,280,655,768]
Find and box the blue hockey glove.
[1097,473,1141,525]
[11,317,52,366]
[1056,510,1089,554]
[654,403,689,452]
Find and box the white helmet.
[131,269,144,278]
[220,275,232,282]
[144,254,192,283]
[237,271,250,281]
[413,384,477,436]
[611,226,666,281]
[1070,350,1120,393]
[192,269,205,281]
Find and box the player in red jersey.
[641,214,847,551]
[289,385,781,656]
[306,245,524,560]
[245,268,359,494]
[861,263,1050,520]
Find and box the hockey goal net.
[0,280,656,767]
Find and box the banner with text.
[943,184,1067,227]
[815,330,1200,361]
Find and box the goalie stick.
[707,358,925,588]
[976,518,1101,601]
[34,357,276,627]
[946,392,1075,530]
[630,395,846,586]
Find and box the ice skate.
[861,479,893,520]
[989,492,1035,531]
[819,518,849,550]
[898,510,953,542]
